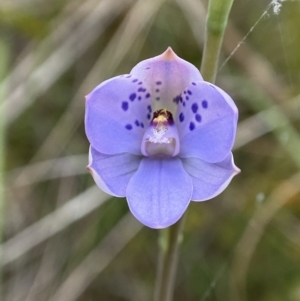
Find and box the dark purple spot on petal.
[183,101,186,107]
[146,67,150,70]
[145,93,151,98]
[183,91,186,94]
[156,81,162,85]
[147,105,152,112]
[156,89,159,92]
[138,81,142,85]
[138,87,146,92]
[147,114,151,120]
[132,79,138,83]
[129,93,136,101]
[173,96,181,104]
[186,96,189,101]
[195,114,202,122]
[202,100,208,109]
[192,82,196,85]
[138,96,142,101]
[187,90,192,95]
[156,97,160,101]
[135,120,140,126]
[125,124,132,130]
[140,122,144,128]
[126,75,132,78]
[121,101,128,111]
[189,122,195,131]
[179,113,184,122]
[191,103,198,113]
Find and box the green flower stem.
[154,215,186,301]
[201,0,234,83]
[154,1,234,300]
[0,38,8,292]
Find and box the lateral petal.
[177,81,238,163]
[85,75,152,155]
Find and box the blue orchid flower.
[85,48,240,229]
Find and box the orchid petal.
[88,146,141,197]
[85,75,153,155]
[130,47,203,114]
[177,81,238,163]
[126,157,193,228]
[182,153,240,201]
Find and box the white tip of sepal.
[233,163,241,175]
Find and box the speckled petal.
[85,75,153,155]
[88,146,141,197]
[176,81,238,163]
[130,47,203,114]
[126,157,193,228]
[182,153,240,201]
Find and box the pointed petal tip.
[160,47,178,61]
[87,165,93,174]
[234,166,241,175]
[231,155,241,175]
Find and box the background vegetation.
[1,0,300,300]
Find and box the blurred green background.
[1,0,300,300]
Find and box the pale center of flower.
[141,109,180,157]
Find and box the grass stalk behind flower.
[201,0,234,83]
[0,38,9,296]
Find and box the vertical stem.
[201,0,234,83]
[153,215,186,301]
[0,38,8,293]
